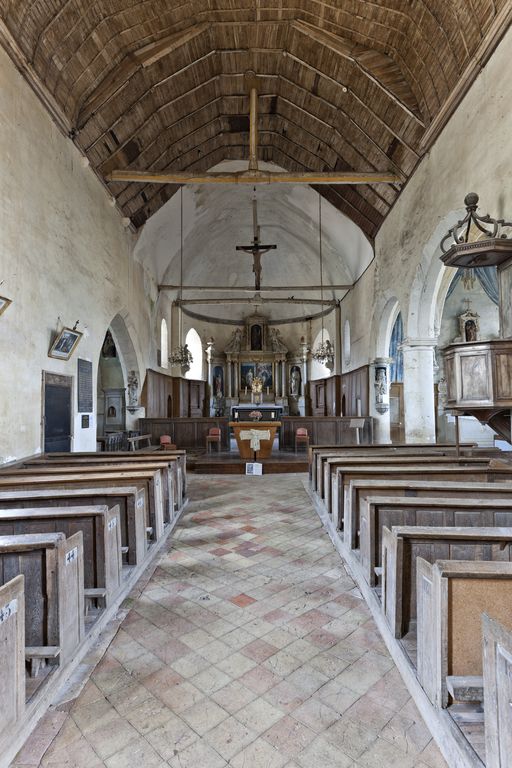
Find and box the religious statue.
[127,370,138,407]
[374,365,389,414]
[225,328,243,354]
[290,366,301,396]
[213,366,224,397]
[250,324,262,351]
[101,330,117,358]
[269,327,288,353]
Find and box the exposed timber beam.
[75,23,209,129]
[291,20,424,126]
[159,284,352,291]
[175,297,338,306]
[108,170,401,185]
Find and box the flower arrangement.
[251,376,263,394]
[249,410,262,421]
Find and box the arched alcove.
[310,329,332,380]
[184,328,203,380]
[160,319,169,369]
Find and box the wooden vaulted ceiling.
[0,1,510,239]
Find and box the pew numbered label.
[0,598,18,624]
[108,518,118,531]
[66,547,78,565]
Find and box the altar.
[229,421,281,460]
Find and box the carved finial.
[464,192,479,210]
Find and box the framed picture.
[0,296,12,316]
[48,327,83,360]
[256,362,273,389]
[240,363,255,389]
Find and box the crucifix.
[236,192,276,291]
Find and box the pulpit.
[229,421,281,459]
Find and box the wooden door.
[43,373,72,452]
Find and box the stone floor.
[14,474,447,768]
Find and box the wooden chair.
[159,435,176,451]
[295,428,309,453]
[206,427,221,453]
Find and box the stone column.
[369,357,393,444]
[402,338,437,444]
[281,359,286,400]
[227,356,232,398]
[206,339,214,415]
[234,361,239,400]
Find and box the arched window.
[311,329,332,379]
[389,313,404,382]
[184,328,203,380]
[160,319,168,369]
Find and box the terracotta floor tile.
[15,475,446,768]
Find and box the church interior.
[2,2,512,766]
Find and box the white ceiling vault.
[135,161,374,322]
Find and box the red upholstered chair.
[160,434,176,451]
[206,427,222,453]
[295,427,309,453]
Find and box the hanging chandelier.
[168,188,194,373]
[312,194,335,368]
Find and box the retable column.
[402,338,437,444]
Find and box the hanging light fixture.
[312,194,335,369]
[168,187,194,374]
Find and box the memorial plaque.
[77,358,93,413]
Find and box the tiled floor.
[14,474,447,768]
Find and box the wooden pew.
[361,496,512,587]
[381,525,512,638]
[308,442,478,487]
[309,443,478,493]
[482,614,512,767]
[0,506,122,609]
[0,470,164,542]
[322,454,493,513]
[41,450,188,501]
[331,464,512,535]
[0,532,85,676]
[29,452,186,522]
[0,487,146,566]
[344,479,512,551]
[14,460,178,525]
[0,574,25,741]
[416,559,512,708]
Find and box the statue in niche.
[213,366,224,397]
[290,366,301,396]
[127,371,138,407]
[465,319,478,342]
[374,366,387,406]
[251,324,262,351]
[225,328,243,354]
[269,327,288,353]
[102,330,117,358]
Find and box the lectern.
[229,421,281,460]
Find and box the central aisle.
[18,475,446,767]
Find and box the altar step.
[188,453,308,474]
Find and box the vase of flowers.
[249,410,262,422]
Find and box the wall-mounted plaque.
[77,358,93,413]
[81,414,90,429]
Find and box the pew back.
[0,575,24,738]
[0,487,146,566]
[362,496,512,586]
[417,559,512,707]
[382,525,512,638]
[482,614,512,768]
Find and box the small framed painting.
[48,327,83,360]
[0,296,12,316]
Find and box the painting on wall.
[240,363,255,389]
[0,295,12,316]
[250,324,263,351]
[256,362,273,389]
[48,327,83,361]
[213,365,224,397]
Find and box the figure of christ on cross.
[236,191,277,291]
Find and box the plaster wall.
[0,47,153,463]
[339,23,512,436]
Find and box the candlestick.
[245,386,247,395]
[266,386,269,395]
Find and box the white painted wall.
[0,47,153,463]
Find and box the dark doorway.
[43,373,72,452]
